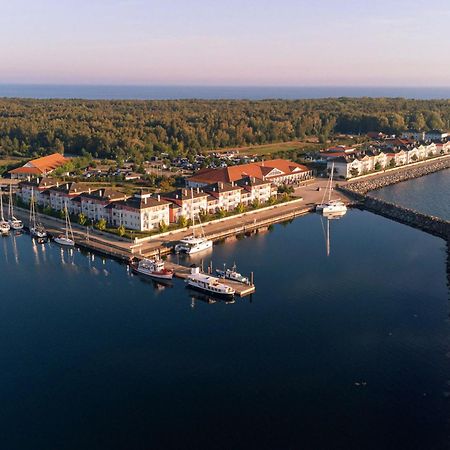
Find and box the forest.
[0,97,449,162]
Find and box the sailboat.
[54,201,75,247]
[174,188,212,255]
[29,188,47,239]
[7,184,24,231]
[0,191,10,235]
[316,162,347,215]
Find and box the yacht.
[216,263,250,284]
[175,236,213,255]
[322,199,347,215]
[0,192,10,235]
[186,265,235,299]
[316,162,347,215]
[131,258,174,280]
[7,184,23,231]
[54,202,75,247]
[29,188,47,239]
[174,188,213,255]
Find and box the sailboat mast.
[328,163,335,202]
[30,188,35,229]
[8,183,13,219]
[190,187,195,238]
[0,191,4,221]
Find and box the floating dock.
[164,261,256,297]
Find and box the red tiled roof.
[9,167,43,175]
[9,153,68,175]
[189,159,309,184]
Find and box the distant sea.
[0,84,450,100]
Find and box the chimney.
[157,194,161,202]
[56,182,59,187]
[197,187,199,193]
[145,197,147,204]
[88,188,91,194]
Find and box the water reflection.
[188,290,235,307]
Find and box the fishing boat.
[7,184,24,231]
[175,188,212,255]
[316,162,347,215]
[186,265,235,299]
[0,191,10,235]
[131,258,174,280]
[54,201,75,247]
[216,263,250,284]
[29,188,47,239]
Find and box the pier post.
[250,271,254,286]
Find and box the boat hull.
[131,266,174,280]
[186,283,235,299]
[54,237,75,247]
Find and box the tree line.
[0,97,449,162]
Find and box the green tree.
[95,218,107,231]
[78,213,87,226]
[159,220,168,233]
[178,215,188,228]
[350,167,359,177]
[117,224,126,237]
[236,203,246,213]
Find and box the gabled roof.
[9,153,68,175]
[188,159,309,184]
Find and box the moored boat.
[316,162,347,216]
[29,187,47,239]
[131,258,174,280]
[186,265,235,299]
[54,201,75,247]
[174,188,213,255]
[175,236,213,255]
[216,263,249,284]
[7,184,23,231]
[0,192,10,235]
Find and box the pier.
[164,261,256,297]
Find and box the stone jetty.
[338,157,450,241]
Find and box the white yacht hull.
[175,240,213,254]
[54,237,75,247]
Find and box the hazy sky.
[1,0,450,86]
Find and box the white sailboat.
[0,191,10,235]
[316,162,347,215]
[54,201,75,247]
[7,184,24,231]
[29,188,47,239]
[175,188,213,255]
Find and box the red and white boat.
[131,258,174,280]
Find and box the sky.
[1,0,450,86]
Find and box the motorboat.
[131,258,174,280]
[216,263,250,284]
[186,265,235,299]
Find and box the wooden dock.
[164,261,256,297]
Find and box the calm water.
[373,169,450,220]
[1,84,450,100]
[0,209,449,450]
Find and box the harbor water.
[1,205,449,450]
[372,168,450,220]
